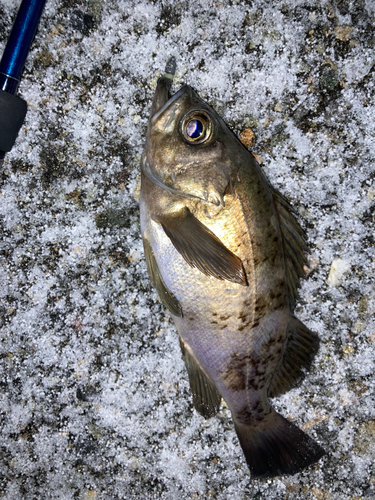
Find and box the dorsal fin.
[273,190,307,304]
[179,337,222,418]
[268,315,319,398]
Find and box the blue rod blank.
[0,0,47,94]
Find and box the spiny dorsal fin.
[154,207,247,286]
[269,315,319,398]
[273,190,307,304]
[143,237,183,317]
[179,337,222,418]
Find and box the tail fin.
[234,411,325,478]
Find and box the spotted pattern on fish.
[236,401,270,426]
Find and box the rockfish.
[140,58,325,478]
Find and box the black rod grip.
[0,89,27,152]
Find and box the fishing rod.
[0,0,47,162]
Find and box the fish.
[140,57,325,478]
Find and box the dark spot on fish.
[236,408,254,425]
[248,378,261,390]
[238,313,248,322]
[254,303,267,313]
[220,315,231,321]
[189,317,194,321]
[264,338,275,349]
[238,319,253,331]
[256,295,268,307]
[253,296,270,321]
[221,353,248,391]
[274,236,278,242]
[254,312,267,323]
[252,321,260,328]
[251,400,263,412]
[236,408,257,425]
[211,320,218,324]
[212,312,217,316]
[220,324,228,330]
[243,299,252,307]
[264,352,277,363]
[236,402,269,425]
[221,353,268,392]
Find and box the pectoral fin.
[179,337,221,418]
[154,207,247,286]
[143,237,183,317]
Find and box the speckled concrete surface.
[0,0,374,498]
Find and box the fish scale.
[140,58,325,478]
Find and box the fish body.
[140,60,324,478]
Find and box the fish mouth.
[149,56,192,120]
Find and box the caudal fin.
[234,411,325,478]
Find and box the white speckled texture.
[0,0,374,498]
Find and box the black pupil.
[186,119,204,139]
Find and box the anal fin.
[179,337,221,418]
[269,315,319,398]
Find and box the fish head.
[143,76,244,206]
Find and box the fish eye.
[186,119,204,140]
[180,111,213,145]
